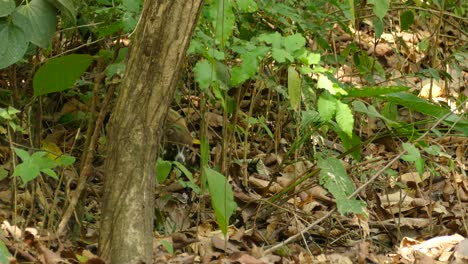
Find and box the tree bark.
[99,1,203,263]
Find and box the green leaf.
[300,110,321,131]
[194,60,213,90]
[373,17,383,39]
[231,47,266,86]
[283,33,306,53]
[208,0,235,43]
[0,167,8,181]
[155,158,172,184]
[415,158,425,176]
[44,0,76,24]
[382,92,468,135]
[172,161,195,184]
[352,101,396,125]
[122,0,142,13]
[287,66,301,112]
[368,0,389,20]
[0,106,20,120]
[160,240,174,254]
[56,154,75,167]
[317,157,366,216]
[41,168,58,179]
[335,101,354,136]
[0,0,15,17]
[13,160,41,187]
[13,0,57,48]
[258,32,282,48]
[33,54,94,96]
[341,0,355,26]
[236,0,257,12]
[0,20,28,69]
[317,74,334,94]
[204,167,237,235]
[400,10,414,31]
[401,142,420,162]
[299,52,320,66]
[318,74,347,95]
[13,147,30,161]
[0,240,12,264]
[344,86,409,97]
[317,93,337,122]
[335,129,362,160]
[271,48,293,63]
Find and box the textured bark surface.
[98,1,203,263]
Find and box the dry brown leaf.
[399,234,465,263]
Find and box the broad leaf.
[287,66,301,112]
[271,48,293,63]
[317,74,346,95]
[236,0,257,12]
[44,0,76,24]
[0,0,15,17]
[382,92,468,135]
[205,167,237,235]
[400,10,414,31]
[258,32,282,48]
[0,21,28,69]
[155,158,172,184]
[344,86,409,97]
[317,92,337,122]
[368,0,389,20]
[318,157,367,216]
[373,17,383,39]
[0,240,11,264]
[284,33,306,54]
[335,101,354,136]
[194,60,214,90]
[33,54,94,96]
[207,0,235,43]
[14,0,57,48]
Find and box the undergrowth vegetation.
[0,0,467,262]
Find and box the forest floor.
[1,9,467,264]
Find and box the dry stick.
[265,107,460,254]
[57,77,115,235]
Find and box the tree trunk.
[99,1,203,263]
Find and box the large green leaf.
[155,158,172,184]
[33,54,94,96]
[0,240,11,264]
[13,0,57,48]
[0,21,28,69]
[400,10,414,31]
[368,0,389,20]
[13,148,58,187]
[207,0,235,43]
[318,157,367,216]
[236,0,257,12]
[382,92,468,135]
[0,0,15,17]
[287,66,301,112]
[194,60,214,91]
[258,32,282,48]
[317,92,337,122]
[205,167,237,235]
[335,101,354,136]
[45,0,76,24]
[284,33,306,54]
[344,86,409,97]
